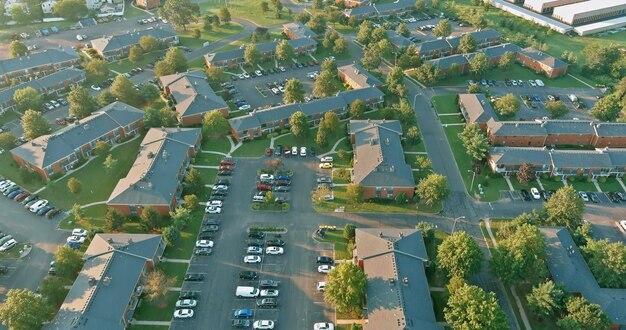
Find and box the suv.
[248,231,265,239]
[256,298,278,308]
[239,271,258,280]
[316,256,334,264]
[184,273,205,281]
[266,239,285,247]
[259,279,279,289]
[179,291,200,300]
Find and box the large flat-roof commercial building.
[552,0,626,25]
[523,0,588,14]
[488,0,574,33]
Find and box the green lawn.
[177,22,244,48]
[599,177,625,193]
[314,44,351,62]
[133,291,178,321]
[188,56,206,70]
[195,153,222,166]
[128,326,169,330]
[0,243,29,260]
[430,291,448,322]
[124,0,149,17]
[432,95,460,114]
[38,137,143,210]
[313,229,352,260]
[538,177,565,191]
[0,110,20,126]
[440,114,465,124]
[202,136,232,154]
[0,20,76,42]
[0,153,45,192]
[425,230,450,288]
[569,180,598,192]
[108,50,165,73]
[403,141,426,153]
[157,262,188,287]
[232,138,270,157]
[509,175,541,191]
[198,0,293,26]
[59,204,108,230]
[163,208,205,259]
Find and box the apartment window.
[387,187,394,199]
[375,187,382,198]
[129,205,137,216]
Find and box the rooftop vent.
[403,277,409,285]
[379,231,383,238]
[102,277,111,286]
[127,238,133,244]
[162,151,169,159]
[88,277,97,286]
[83,124,89,130]
[385,138,390,145]
[147,152,155,159]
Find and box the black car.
[210,195,225,201]
[232,319,251,328]
[239,271,258,280]
[248,231,265,239]
[203,219,220,226]
[213,190,227,197]
[542,190,551,201]
[316,256,334,264]
[588,192,600,203]
[275,196,287,204]
[259,279,279,289]
[45,208,62,219]
[201,225,219,232]
[179,291,200,300]
[266,239,285,247]
[520,189,532,201]
[607,192,621,203]
[198,232,213,240]
[256,298,278,308]
[184,273,205,281]
[273,186,290,193]
[217,170,232,176]
[246,239,264,247]
[309,147,316,157]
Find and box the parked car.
[240,271,259,280]
[201,224,219,232]
[256,298,277,308]
[265,239,285,247]
[194,247,212,255]
[244,255,262,263]
[179,291,200,300]
[260,289,279,297]
[530,188,541,200]
[247,246,263,255]
[578,191,589,202]
[588,192,600,203]
[273,186,290,193]
[72,228,88,237]
[248,231,265,239]
[314,322,335,330]
[66,236,86,244]
[259,279,279,288]
[318,265,335,273]
[618,220,626,233]
[316,281,327,291]
[257,184,273,191]
[232,319,251,328]
[195,240,214,248]
[36,205,54,216]
[0,239,17,252]
[320,156,333,162]
[319,163,333,169]
[233,309,254,318]
[174,309,194,319]
[316,256,334,264]
[265,246,284,255]
[184,273,205,281]
[205,205,221,214]
[175,299,197,308]
[247,239,264,247]
[253,320,275,329]
[29,199,49,212]
[520,189,532,201]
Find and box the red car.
[14,191,30,202]
[257,184,273,191]
[219,165,234,171]
[283,146,290,158]
[220,158,235,165]
[265,148,272,157]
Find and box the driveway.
[0,195,67,298]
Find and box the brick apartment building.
[91,28,178,61]
[337,63,383,90]
[0,48,80,86]
[205,38,317,68]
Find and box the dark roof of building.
[428,53,469,69]
[229,87,383,132]
[540,227,626,325]
[351,120,414,188]
[550,149,613,169]
[488,120,547,136]
[519,47,568,69]
[11,102,143,169]
[283,22,318,39]
[539,119,595,135]
[344,5,377,17]
[338,63,382,89]
[606,149,626,166]
[594,122,626,137]
[0,68,84,106]
[489,147,552,166]
[205,38,316,64]
[108,128,200,207]
[446,30,500,50]
[480,43,522,58]
[459,93,498,124]
[91,28,177,53]
[159,70,227,119]
[50,234,163,330]
[355,228,440,330]
[415,38,452,54]
[0,48,79,75]
[386,30,414,48]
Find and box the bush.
[541,173,549,180]
[598,177,607,183]
[567,176,576,182]
[553,176,561,182]
[249,226,286,232]
[395,192,407,204]
[585,177,592,183]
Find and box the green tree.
[306,13,327,33]
[438,231,483,278]
[159,0,199,30]
[21,109,50,140]
[244,44,259,66]
[55,245,85,278]
[9,40,28,58]
[260,1,269,12]
[315,121,328,147]
[543,185,584,229]
[0,289,49,330]
[140,35,159,52]
[312,185,332,203]
[405,126,421,145]
[140,206,160,231]
[70,203,83,222]
[68,85,98,119]
[0,132,18,150]
[349,99,365,119]
[321,58,338,75]
[191,28,201,39]
[128,45,143,62]
[85,59,109,81]
[414,0,425,11]
[494,93,520,116]
[313,70,338,98]
[289,111,309,138]
[162,226,180,245]
[184,168,204,195]
[417,173,449,206]
[67,177,81,193]
[526,281,567,318]
[264,190,275,205]
[582,43,621,76]
[467,83,482,94]
[10,6,30,25]
[414,62,442,86]
[396,99,417,127]
[469,52,489,77]
[516,163,535,185]
[387,67,407,97]
[144,269,176,302]
[323,112,340,134]
[157,47,188,76]
[343,223,356,240]
[323,263,367,314]
[53,0,87,20]
[295,12,311,24]
[13,87,44,112]
[581,239,626,288]
[283,78,305,104]
[397,22,410,37]
[499,51,516,69]
[94,141,111,155]
[444,283,508,330]
[104,208,124,232]
[333,38,348,54]
[218,7,231,24]
[183,194,199,211]
[490,224,548,285]
[458,123,490,161]
[103,154,118,173]
[591,93,621,121]
[205,67,223,81]
[110,75,138,105]
[138,84,160,104]
[356,20,373,45]
[275,39,295,63]
[458,34,476,54]
[170,206,192,229]
[39,277,68,310]
[557,297,611,330]
[433,19,451,38]
[361,44,382,70]
[545,100,568,119]
[415,155,432,170]
[202,111,230,138]
[346,183,364,204]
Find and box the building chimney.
[379,231,383,238]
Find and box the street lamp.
[451,216,465,234]
[468,169,476,192]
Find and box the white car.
[260,174,274,181]
[66,236,86,244]
[530,188,541,200]
[0,239,17,252]
[239,104,251,111]
[72,228,88,237]
[174,309,194,319]
[278,86,285,93]
[316,281,327,291]
[212,184,228,191]
[195,240,214,248]
[260,289,279,297]
[300,147,307,157]
[314,322,334,330]
[0,180,15,191]
[161,19,168,24]
[205,205,221,214]
[535,79,545,87]
[243,72,250,79]
[247,246,263,255]
[578,191,589,202]
[253,320,275,329]
[320,156,333,162]
[528,80,537,87]
[90,85,101,91]
[618,220,626,233]
[271,87,280,95]
[318,265,334,273]
[29,199,49,213]
[238,74,245,79]
[279,66,285,72]
[291,146,298,156]
[255,70,262,77]
[175,299,197,308]
[244,255,262,263]
[265,246,284,255]
[207,200,223,207]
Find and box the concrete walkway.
[404,151,428,155]
[429,287,445,292]
[319,137,348,158]
[617,177,626,192]
[592,179,602,192]
[191,165,218,169]
[80,201,107,209]
[504,176,515,191]
[161,258,190,263]
[200,149,228,157]
[130,320,171,326]
[167,287,182,291]
[535,178,544,190]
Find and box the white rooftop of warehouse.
[553,0,626,22]
[574,15,626,35]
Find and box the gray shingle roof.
[0,48,79,75]
[488,120,546,136]
[606,149,626,166]
[428,53,469,69]
[10,102,143,169]
[355,228,440,330]
[0,68,84,106]
[594,122,626,137]
[283,22,318,39]
[351,120,414,188]
[205,38,316,65]
[540,119,595,135]
[540,227,626,325]
[489,147,552,166]
[550,149,613,169]
[338,63,382,89]
[160,70,227,119]
[107,127,201,207]
[480,43,522,58]
[519,47,568,69]
[446,30,500,50]
[91,28,177,53]
[49,234,163,330]
[386,30,414,48]
[459,94,497,124]
[344,0,413,17]
[415,39,452,54]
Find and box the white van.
[236,286,259,298]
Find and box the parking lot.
[171,156,337,329]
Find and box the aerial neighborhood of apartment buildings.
[0,0,626,329]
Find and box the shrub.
[541,173,549,180]
[567,176,576,182]
[598,177,607,183]
[395,192,408,204]
[585,177,592,183]
[553,176,561,182]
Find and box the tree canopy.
[9,40,28,58]
[68,85,98,119]
[581,239,626,288]
[13,87,44,112]
[494,93,520,117]
[54,245,85,278]
[557,296,611,330]
[21,109,50,140]
[469,52,489,77]
[458,34,476,54]
[545,100,568,119]
[444,283,508,330]
[323,262,367,314]
[313,70,338,98]
[591,93,622,121]
[202,111,230,138]
[155,47,188,77]
[275,39,295,63]
[490,223,548,285]
[542,185,584,229]
[289,111,309,138]
[0,289,49,330]
[283,79,305,104]
[159,0,199,30]
[526,280,568,318]
[53,0,87,20]
[433,19,451,38]
[417,173,449,206]
[458,123,490,161]
[437,231,483,278]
